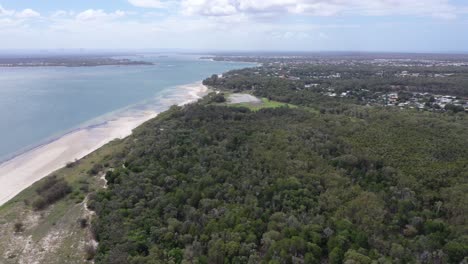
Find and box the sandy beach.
[0,82,208,206]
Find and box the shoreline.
[0,120,109,166]
[0,82,208,206]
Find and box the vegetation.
[231,98,298,112]
[90,68,468,264]
[3,61,466,263]
[0,137,121,263]
[79,217,88,229]
[32,176,72,211]
[212,93,227,103]
[203,63,468,112]
[13,222,24,233]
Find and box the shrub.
[33,176,72,210]
[32,197,47,210]
[42,180,72,204]
[79,183,89,193]
[444,104,465,113]
[212,93,226,103]
[78,218,88,228]
[333,154,359,168]
[36,175,59,194]
[344,249,372,264]
[329,247,344,264]
[88,164,103,175]
[444,241,468,263]
[14,222,24,233]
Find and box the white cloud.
[0,5,15,16]
[0,5,40,30]
[181,0,237,16]
[180,0,461,19]
[52,10,68,18]
[51,10,75,18]
[270,30,312,40]
[0,5,40,19]
[16,9,41,19]
[128,0,169,8]
[76,9,126,21]
[0,1,468,50]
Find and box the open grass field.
[230,97,299,111]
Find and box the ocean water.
[0,54,251,162]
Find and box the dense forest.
[89,66,468,263]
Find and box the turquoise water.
[0,54,251,162]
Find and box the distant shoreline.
[0,82,209,206]
[0,57,153,67]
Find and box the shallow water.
[0,54,251,161]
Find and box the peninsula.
[0,56,153,67]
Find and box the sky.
[1,0,468,52]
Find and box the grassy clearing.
[203,91,299,111]
[231,97,299,111]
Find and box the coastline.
[0,82,208,206]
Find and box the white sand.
[0,82,208,206]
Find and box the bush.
[344,249,372,264]
[32,197,47,210]
[42,181,72,203]
[79,182,89,193]
[212,93,226,103]
[14,222,24,233]
[333,154,359,168]
[329,247,344,264]
[444,104,465,113]
[36,175,59,194]
[444,241,468,263]
[88,164,103,175]
[78,218,88,228]
[33,176,72,210]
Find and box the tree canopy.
[90,67,468,264]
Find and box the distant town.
[207,53,468,113]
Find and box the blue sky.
[1,0,468,52]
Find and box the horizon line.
[0,49,468,56]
